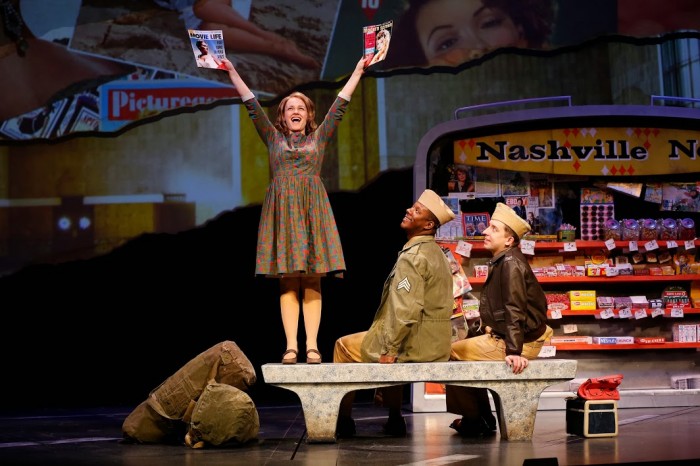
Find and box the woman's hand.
[220,57,234,72]
[356,56,368,74]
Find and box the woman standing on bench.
[222,55,367,365]
[447,202,553,437]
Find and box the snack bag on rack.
[442,247,472,299]
[443,247,476,341]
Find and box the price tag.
[634,309,648,319]
[684,239,696,250]
[456,240,472,257]
[644,239,659,251]
[618,307,633,319]
[600,309,615,319]
[538,345,557,358]
[563,324,578,334]
[651,308,665,318]
[628,241,638,252]
[666,240,678,249]
[521,239,535,255]
[549,309,563,320]
[670,307,685,318]
[563,242,577,252]
[604,238,616,250]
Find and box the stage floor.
[1,402,699,465]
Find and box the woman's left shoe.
[306,349,322,364]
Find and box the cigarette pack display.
[629,296,649,308]
[619,265,634,275]
[672,324,698,342]
[648,298,664,308]
[596,296,615,308]
[634,337,666,344]
[546,292,570,311]
[592,336,635,344]
[569,290,597,300]
[570,300,597,311]
[614,296,633,309]
[550,336,593,344]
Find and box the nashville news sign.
[454,127,700,176]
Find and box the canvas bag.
[122,340,257,444]
[185,382,260,448]
[148,340,256,420]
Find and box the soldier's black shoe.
[449,416,497,437]
[383,413,407,437]
[482,413,497,432]
[336,415,356,438]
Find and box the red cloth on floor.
[577,374,624,400]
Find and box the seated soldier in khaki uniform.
[333,189,456,437]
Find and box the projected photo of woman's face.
[1,0,698,277]
[2,0,697,140]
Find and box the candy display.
[679,218,696,240]
[580,204,615,241]
[658,218,677,240]
[603,218,621,241]
[621,219,640,241]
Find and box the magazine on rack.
[362,20,393,68]
[188,29,227,70]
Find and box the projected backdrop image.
[0,0,698,277]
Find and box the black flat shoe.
[449,417,497,437]
[482,413,497,431]
[383,414,407,437]
[336,415,356,438]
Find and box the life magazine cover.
[363,20,393,68]
[188,29,227,70]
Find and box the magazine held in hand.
[363,20,393,68]
[188,29,227,70]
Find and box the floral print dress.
[243,96,348,277]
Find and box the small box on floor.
[566,398,618,437]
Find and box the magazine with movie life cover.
[188,29,227,69]
[363,20,393,68]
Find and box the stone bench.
[261,359,578,443]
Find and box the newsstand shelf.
[438,238,700,400]
[547,308,700,318]
[550,342,700,351]
[468,274,699,285]
[441,239,700,253]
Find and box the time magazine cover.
[188,29,227,70]
[363,20,393,68]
